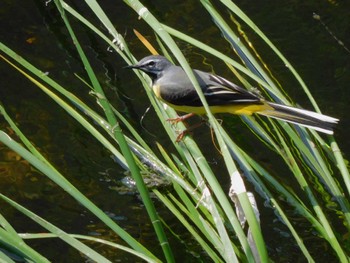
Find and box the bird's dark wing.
[156,67,262,107]
[198,71,262,106]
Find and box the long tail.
[256,102,339,134]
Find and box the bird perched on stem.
[127,55,338,139]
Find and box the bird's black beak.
[123,64,139,69]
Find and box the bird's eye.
[147,61,155,67]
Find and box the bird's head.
[126,55,172,80]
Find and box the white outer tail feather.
[257,102,339,135]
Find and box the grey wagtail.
[127,55,338,135]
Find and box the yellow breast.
[152,84,161,99]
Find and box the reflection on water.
[1,0,349,261]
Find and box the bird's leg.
[167,113,196,125]
[167,113,207,142]
[175,119,206,142]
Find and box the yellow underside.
[168,103,272,115]
[153,84,273,115]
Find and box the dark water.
[1,0,349,262]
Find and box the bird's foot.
[174,120,206,142]
[166,113,195,125]
[175,130,188,142]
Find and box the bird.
[127,55,338,136]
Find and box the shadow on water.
[0,0,349,261]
